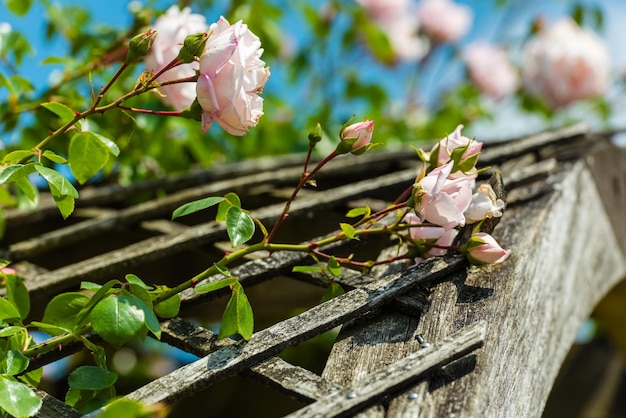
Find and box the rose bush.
[463,42,518,100]
[144,6,208,110]
[196,17,271,136]
[416,0,472,43]
[521,18,610,108]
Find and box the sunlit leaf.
[41,101,77,126]
[171,196,224,220]
[219,283,253,340]
[91,294,145,348]
[292,265,323,273]
[0,349,29,375]
[42,150,68,164]
[7,0,33,16]
[327,256,342,277]
[225,206,255,247]
[68,366,117,391]
[125,274,153,290]
[42,292,90,334]
[34,165,78,197]
[194,277,236,293]
[69,132,109,184]
[2,150,36,164]
[0,297,21,322]
[216,192,241,222]
[320,282,345,304]
[0,376,42,417]
[128,294,160,340]
[5,273,30,319]
[340,223,358,240]
[153,294,180,319]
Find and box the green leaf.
[171,196,224,220]
[327,256,342,277]
[42,150,68,164]
[225,206,255,247]
[153,294,180,319]
[6,273,30,320]
[320,282,345,304]
[41,101,77,125]
[29,321,71,336]
[19,366,43,388]
[0,376,42,417]
[75,279,120,328]
[292,265,323,273]
[68,366,117,391]
[0,297,21,322]
[216,192,241,222]
[214,262,231,277]
[2,150,36,164]
[194,277,236,294]
[80,281,102,290]
[0,163,37,185]
[219,283,254,340]
[99,398,157,418]
[128,294,160,340]
[7,0,33,16]
[0,325,24,337]
[52,193,75,219]
[69,132,110,184]
[0,349,29,375]
[91,132,120,157]
[125,274,153,290]
[15,177,38,205]
[42,292,90,334]
[340,223,358,240]
[91,294,145,348]
[345,206,370,218]
[34,165,78,197]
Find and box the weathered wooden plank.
[287,321,485,418]
[34,390,81,418]
[388,146,626,416]
[82,254,464,414]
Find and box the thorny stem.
[264,150,339,244]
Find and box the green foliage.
[68,366,117,391]
[90,294,149,348]
[0,376,42,417]
[320,282,345,304]
[171,196,224,220]
[219,281,254,340]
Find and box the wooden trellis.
[4,124,626,417]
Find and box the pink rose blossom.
[415,161,475,230]
[462,42,518,100]
[357,0,428,62]
[416,0,472,43]
[404,213,458,258]
[466,232,510,265]
[431,124,482,171]
[196,17,270,136]
[521,18,610,108]
[340,120,375,153]
[464,183,505,224]
[144,6,208,110]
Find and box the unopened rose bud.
[127,30,157,62]
[465,232,510,265]
[336,120,374,155]
[308,123,323,147]
[177,32,209,64]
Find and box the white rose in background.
[357,0,428,62]
[196,17,270,136]
[462,42,518,100]
[416,0,472,43]
[521,18,610,108]
[144,6,208,110]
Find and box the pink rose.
[464,183,505,224]
[466,232,510,265]
[404,213,458,258]
[340,120,375,154]
[357,0,428,62]
[416,0,472,43]
[431,124,482,172]
[196,17,270,136]
[144,6,208,110]
[462,42,518,100]
[415,161,475,230]
[521,18,610,108]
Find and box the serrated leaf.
[2,150,36,164]
[340,223,358,240]
[91,132,120,157]
[6,273,29,320]
[41,101,77,125]
[327,256,342,277]
[292,265,323,273]
[125,274,153,290]
[69,132,109,184]
[68,366,117,391]
[42,292,90,335]
[91,294,145,348]
[128,294,160,339]
[1,349,29,375]
[194,277,236,293]
[216,192,241,222]
[219,283,253,340]
[345,206,370,218]
[320,282,345,304]
[0,297,21,322]
[34,165,78,197]
[0,376,42,417]
[153,294,180,319]
[42,150,68,164]
[171,196,224,220]
[225,206,255,247]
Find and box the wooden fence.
[4,123,626,417]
